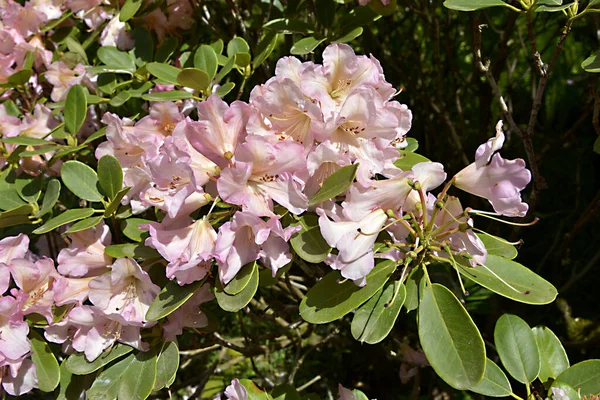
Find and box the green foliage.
[308,164,358,206]
[494,314,540,384]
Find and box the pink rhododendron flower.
[57,221,112,277]
[144,216,217,285]
[215,212,300,284]
[0,234,29,293]
[0,0,46,37]
[0,296,30,365]
[88,258,160,325]
[30,0,64,20]
[217,135,308,217]
[305,141,352,197]
[45,61,87,101]
[223,379,248,400]
[136,101,184,138]
[338,384,357,400]
[163,284,214,341]
[45,305,148,361]
[454,121,531,217]
[318,205,388,285]
[1,359,37,396]
[100,15,134,50]
[9,257,58,323]
[17,104,58,138]
[171,120,220,187]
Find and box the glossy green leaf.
[272,383,301,400]
[1,136,49,146]
[253,31,278,69]
[61,160,104,202]
[33,208,95,234]
[215,264,259,312]
[227,37,250,57]
[291,37,326,55]
[97,47,136,72]
[215,56,235,83]
[121,217,150,242]
[177,68,210,91]
[35,179,60,217]
[19,145,60,157]
[418,283,485,390]
[0,204,34,219]
[582,51,600,73]
[351,281,406,344]
[104,243,160,259]
[535,2,574,11]
[290,213,331,263]
[210,39,224,55]
[98,155,123,199]
[300,260,396,324]
[15,176,42,203]
[56,362,95,400]
[64,84,87,134]
[458,255,557,304]
[104,186,130,217]
[7,68,32,86]
[332,27,364,44]
[64,344,133,375]
[132,28,153,66]
[404,137,419,152]
[141,90,193,101]
[0,214,31,229]
[215,82,236,97]
[443,0,511,11]
[309,163,358,206]
[86,354,135,400]
[118,350,158,400]
[477,233,517,259]
[239,379,270,400]
[109,90,131,107]
[65,215,104,233]
[119,0,142,21]
[553,360,600,396]
[224,261,257,295]
[469,358,512,397]
[83,127,107,144]
[234,52,251,68]
[403,267,423,313]
[154,342,179,391]
[29,330,60,392]
[533,326,569,382]
[194,45,218,82]
[146,62,182,84]
[0,180,26,211]
[494,314,540,384]
[146,280,205,321]
[394,151,430,170]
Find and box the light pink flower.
[100,15,134,50]
[0,234,29,294]
[1,359,37,396]
[0,0,46,38]
[217,135,308,217]
[305,141,352,197]
[454,121,531,217]
[0,296,30,366]
[15,35,53,69]
[215,212,300,284]
[318,205,388,286]
[18,104,58,139]
[9,258,58,323]
[136,102,184,139]
[45,305,147,361]
[163,284,214,341]
[223,379,248,400]
[30,0,64,20]
[338,384,357,400]
[144,216,217,285]
[88,258,160,325]
[45,61,87,102]
[57,221,112,277]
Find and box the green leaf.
[215,82,236,97]
[215,264,259,312]
[30,330,60,392]
[332,27,364,44]
[234,52,251,68]
[177,68,211,91]
[494,314,540,384]
[272,383,302,400]
[253,31,278,69]
[118,350,158,400]
[0,214,32,229]
[64,344,133,375]
[1,136,49,146]
[33,208,95,234]
[19,145,60,157]
[104,186,130,217]
[155,37,178,63]
[56,362,95,400]
[65,37,89,64]
[146,62,182,84]
[64,84,87,134]
[119,0,142,21]
[15,176,42,203]
[154,342,179,391]
[393,150,430,170]
[263,18,315,34]
[477,233,517,259]
[35,179,61,217]
[594,136,600,154]
[141,91,193,101]
[403,267,424,312]
[215,56,235,83]
[224,261,257,295]
[299,260,396,324]
[458,255,557,304]
[227,37,251,58]
[194,45,218,82]
[8,68,33,86]
[121,218,150,242]
[351,281,406,344]
[290,37,326,55]
[97,47,136,72]
[553,360,600,396]
[0,203,34,219]
[83,127,107,144]
[109,90,131,107]
[65,215,104,233]
[104,243,160,259]
[98,155,123,199]
[87,354,135,400]
[132,28,154,66]
[443,0,511,11]
[469,358,512,397]
[582,51,600,73]
[146,280,205,321]
[535,2,575,11]
[290,213,331,263]
[418,283,485,390]
[210,39,224,55]
[239,379,271,400]
[61,160,104,202]
[533,326,569,383]
[0,178,26,211]
[309,163,358,206]
[404,137,419,152]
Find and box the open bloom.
[0,234,29,293]
[454,121,531,217]
[9,257,58,323]
[0,296,30,366]
[222,379,248,400]
[57,221,113,277]
[1,359,37,396]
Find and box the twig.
[297,375,322,392]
